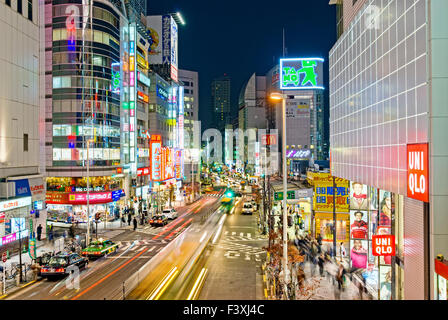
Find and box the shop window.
[27,0,32,21]
[23,133,28,151]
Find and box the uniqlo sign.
[407,143,429,202]
[372,235,395,256]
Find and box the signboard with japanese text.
[0,197,31,212]
[150,135,162,181]
[280,58,324,90]
[312,173,349,213]
[407,143,429,202]
[68,192,113,205]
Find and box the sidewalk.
[300,261,367,300]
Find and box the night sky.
[147,0,336,132]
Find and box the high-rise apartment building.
[211,75,231,133]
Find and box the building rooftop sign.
[280,58,324,90]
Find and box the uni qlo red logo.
[407,143,429,202]
[372,235,395,256]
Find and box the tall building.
[0,0,46,250]
[178,69,199,149]
[238,73,266,175]
[178,69,199,185]
[43,0,130,224]
[265,65,327,174]
[211,75,231,132]
[329,0,448,300]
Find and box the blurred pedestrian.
[133,217,137,231]
[127,213,132,226]
[317,253,325,277]
[36,224,42,241]
[69,224,75,238]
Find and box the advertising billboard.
[150,135,162,181]
[312,173,349,212]
[147,16,163,64]
[407,143,429,202]
[280,58,324,90]
[170,16,178,82]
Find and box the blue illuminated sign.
[280,58,324,90]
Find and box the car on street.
[149,215,168,227]
[81,239,119,258]
[242,202,254,215]
[40,252,88,278]
[163,208,178,219]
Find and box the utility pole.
[332,175,337,258]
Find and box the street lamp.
[269,91,289,288]
[86,138,94,245]
[169,12,186,26]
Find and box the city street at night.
[0,0,447,316]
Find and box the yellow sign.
[137,55,148,69]
[312,172,349,213]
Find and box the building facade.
[0,0,46,251]
[211,75,231,133]
[330,0,448,300]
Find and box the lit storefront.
[46,177,125,224]
[328,0,441,300]
[0,197,32,252]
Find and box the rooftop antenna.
[282,28,285,58]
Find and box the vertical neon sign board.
[178,86,184,150]
[129,24,137,166]
[280,58,324,90]
[111,62,120,94]
[150,135,162,181]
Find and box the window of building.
[27,0,32,21]
[23,134,28,151]
[18,0,22,14]
[5,0,10,7]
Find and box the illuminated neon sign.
[137,71,150,87]
[157,86,168,100]
[137,91,149,103]
[280,58,324,90]
[111,62,120,94]
[150,135,162,181]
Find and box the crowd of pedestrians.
[293,231,368,300]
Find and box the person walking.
[317,253,325,277]
[133,217,137,231]
[36,224,43,241]
[69,224,75,238]
[127,213,132,226]
[339,242,347,261]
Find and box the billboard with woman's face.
[378,190,392,234]
[350,239,368,269]
[350,210,368,239]
[350,182,368,210]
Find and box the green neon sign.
[280,58,324,90]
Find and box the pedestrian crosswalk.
[218,239,266,257]
[204,191,224,197]
[223,231,265,241]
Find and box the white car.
[242,202,254,215]
[162,208,178,220]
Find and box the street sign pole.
[2,261,5,295]
[2,252,7,295]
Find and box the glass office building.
[330,0,448,299]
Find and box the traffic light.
[226,189,234,198]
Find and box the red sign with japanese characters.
[407,143,429,202]
[372,235,395,256]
